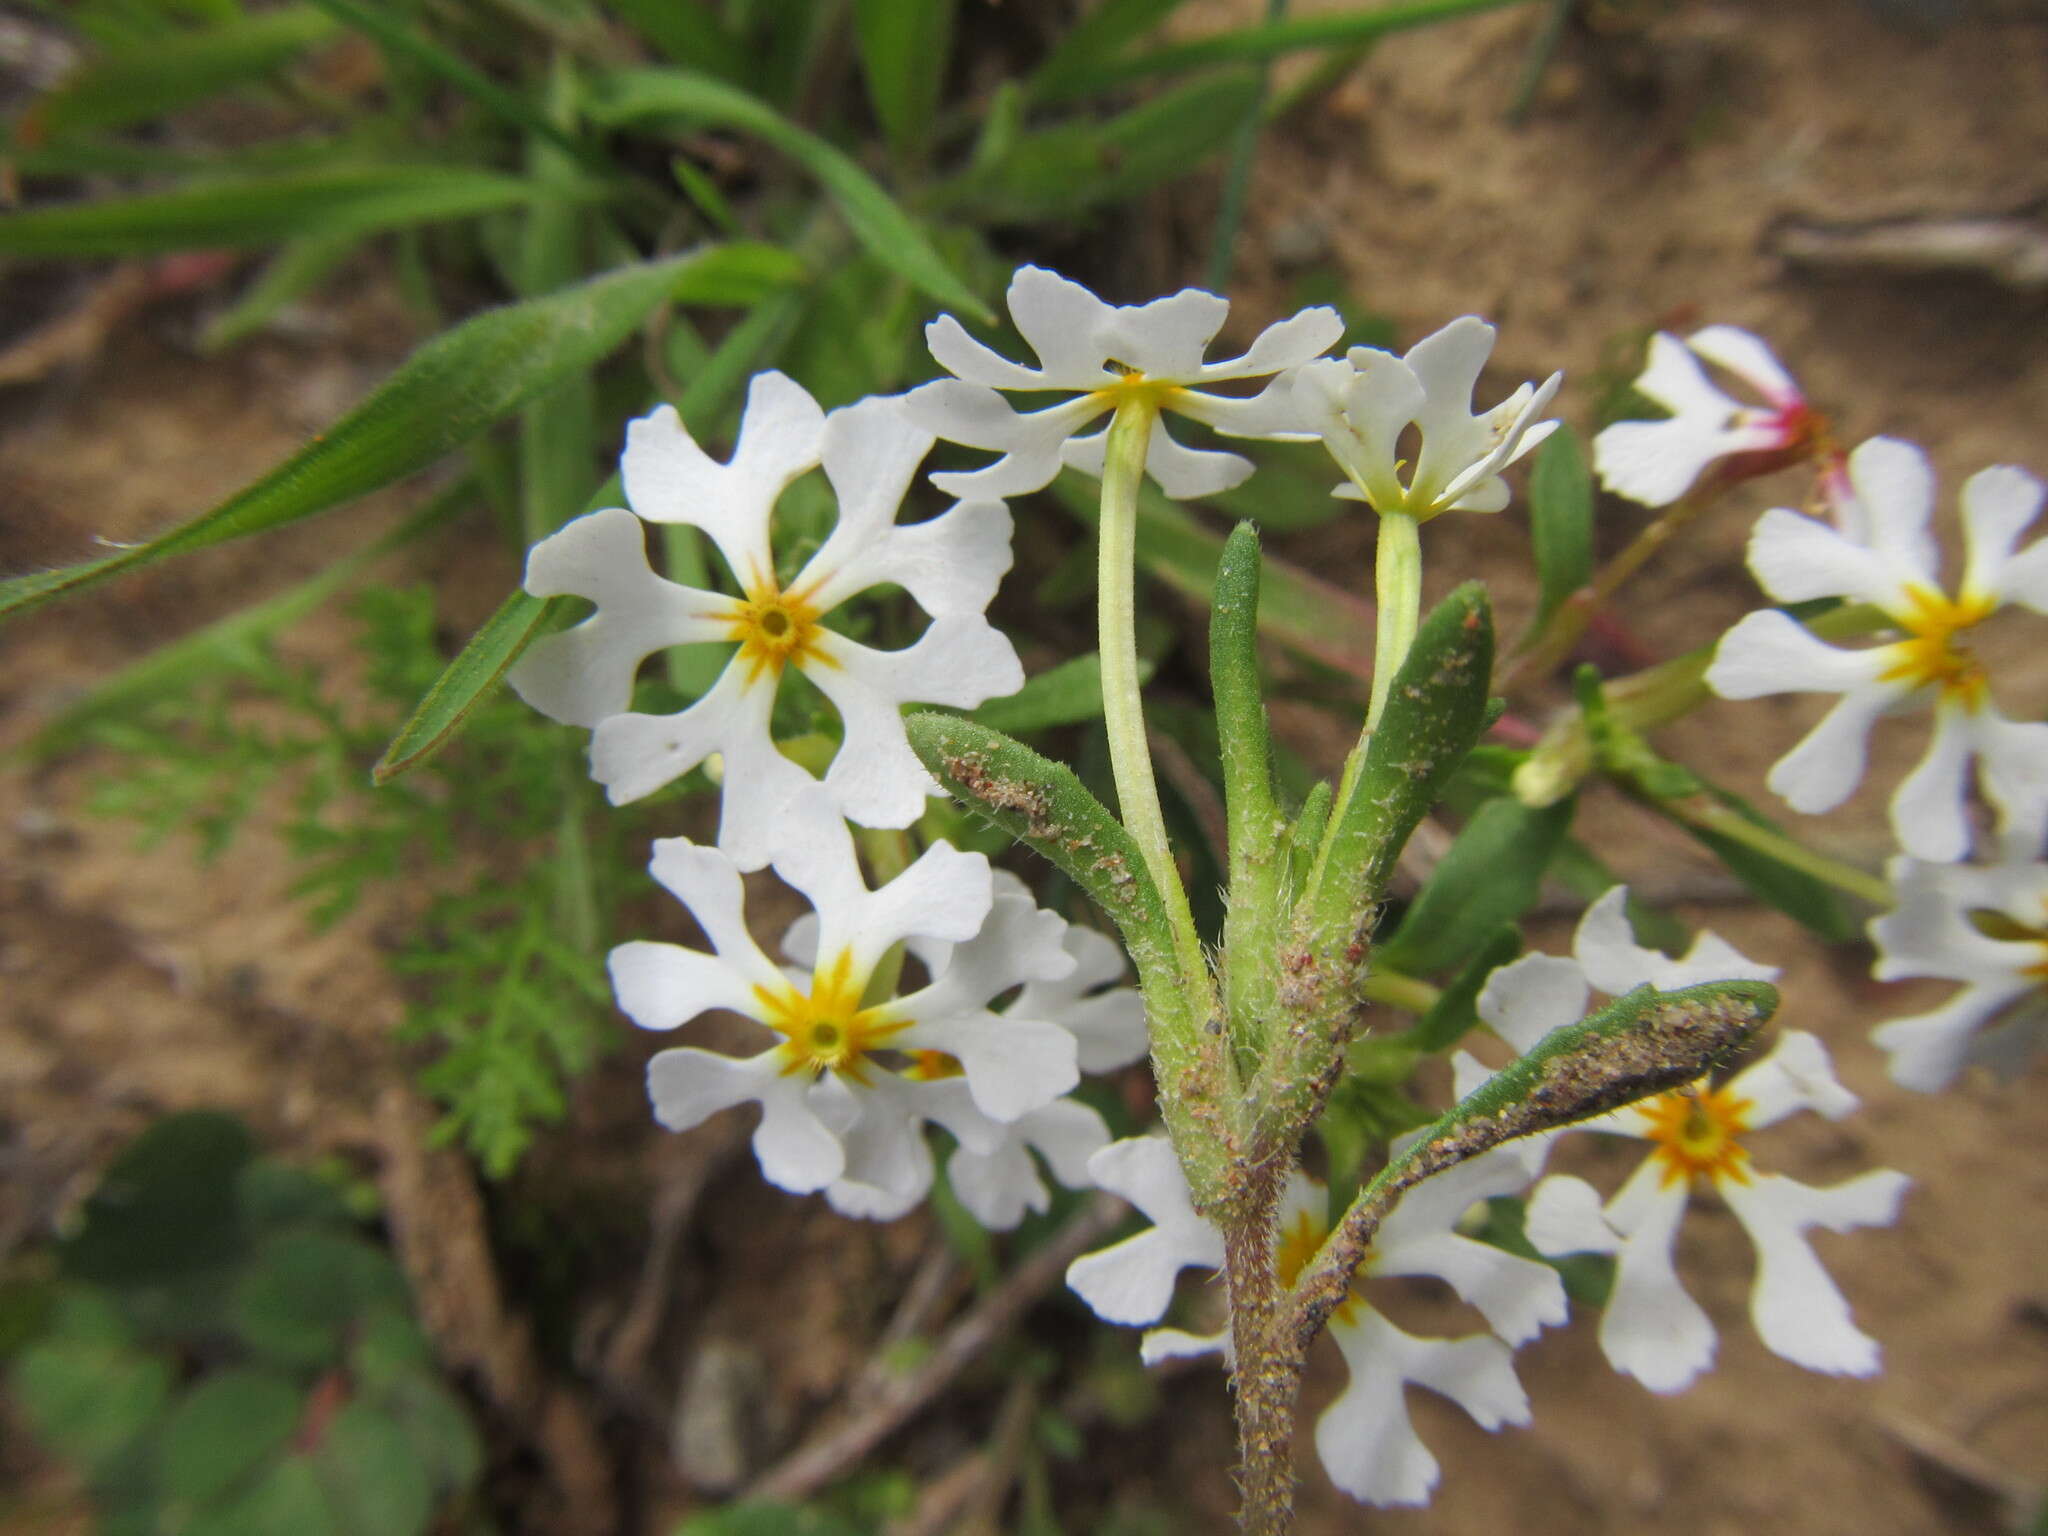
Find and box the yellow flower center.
[1878,584,1996,709]
[1640,1083,1754,1189]
[1089,363,1186,414]
[756,948,908,1083]
[726,579,830,685]
[903,1050,964,1081]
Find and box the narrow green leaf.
[1410,923,1521,1051]
[607,0,749,79]
[951,72,1260,222]
[28,5,338,139]
[1029,0,1189,97]
[202,232,362,352]
[590,68,990,321]
[1306,582,1493,930]
[372,591,563,785]
[853,0,954,164]
[1041,0,1534,97]
[1523,425,1593,636]
[1,249,758,623]
[968,653,1113,734]
[1376,796,1572,977]
[0,165,538,257]
[1050,468,1375,681]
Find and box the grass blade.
[591,67,991,321]
[0,246,783,623]
[0,165,540,257]
[373,590,564,784]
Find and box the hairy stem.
[1224,1177,1305,1536]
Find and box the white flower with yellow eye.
[903,264,1343,500]
[1068,1144,1562,1509]
[1868,855,2048,1090]
[776,872,1145,1227]
[509,372,1023,870]
[1470,888,1907,1394]
[1705,436,2048,862]
[1593,326,1819,507]
[609,792,1078,1196]
[1290,316,1559,521]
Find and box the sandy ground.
[4,2,2047,1532]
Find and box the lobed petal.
[1686,325,1801,409]
[608,940,766,1032]
[1573,885,1778,995]
[1972,711,2048,860]
[1845,436,1941,588]
[1889,698,1982,862]
[1747,506,1911,610]
[1959,463,2046,605]
[1191,303,1345,383]
[1476,952,1590,1055]
[1727,1030,1857,1128]
[1098,286,1230,380]
[1592,416,1772,509]
[1872,983,2035,1092]
[647,1047,845,1192]
[1719,1168,1908,1377]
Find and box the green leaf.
[1410,923,1521,1051]
[61,1112,255,1284]
[28,5,339,139]
[1041,0,1535,96]
[311,1404,433,1536]
[590,68,990,321]
[967,653,1112,734]
[1377,796,1573,977]
[373,592,562,784]
[607,0,748,79]
[953,72,1260,221]
[231,1232,409,1369]
[1,250,751,623]
[1028,0,1189,97]
[1050,468,1376,681]
[853,0,954,164]
[203,1454,343,1536]
[0,165,539,257]
[161,1369,301,1507]
[1524,425,1593,635]
[1306,583,1493,930]
[12,1333,171,1479]
[905,713,1174,988]
[673,1505,867,1536]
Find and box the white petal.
[1889,699,1980,862]
[1002,265,1126,386]
[1720,1169,1909,1376]
[1632,331,1742,422]
[587,660,778,811]
[1846,436,1941,587]
[1705,608,1892,702]
[1099,286,1230,380]
[1012,925,1147,1073]
[1973,712,2048,859]
[1872,984,2033,1092]
[774,795,991,970]
[1016,1097,1113,1188]
[1747,506,1910,609]
[1374,1231,1566,1346]
[647,1047,845,1192]
[902,1011,1078,1121]
[1476,953,1589,1055]
[1067,1136,1222,1324]
[903,892,1075,1019]
[826,1079,935,1221]
[1686,325,1801,407]
[805,618,1024,828]
[1592,417,1770,508]
[947,1138,1049,1231]
[1574,885,1776,994]
[814,497,1014,620]
[1061,413,1254,499]
[622,379,825,587]
[643,836,785,989]
[1958,464,2046,604]
[906,383,1105,500]
[1139,1326,1231,1366]
[1068,1227,1208,1326]
[608,940,764,1030]
[1729,1030,1857,1127]
[1746,678,1898,814]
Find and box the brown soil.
[5,2,2048,1533]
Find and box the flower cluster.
[1599,327,2048,1089]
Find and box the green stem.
[1658,795,1894,907]
[1099,396,1211,1001]
[1366,510,1422,731]
[1358,967,1440,1013]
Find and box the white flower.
[509,373,1024,869]
[1290,316,1559,521]
[1704,436,2048,861]
[1064,1136,1224,1325]
[1069,1148,1561,1509]
[778,869,1144,1225]
[1868,855,2048,1090]
[611,791,1079,1196]
[1593,325,1818,507]
[903,265,1343,500]
[1523,1031,1908,1393]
